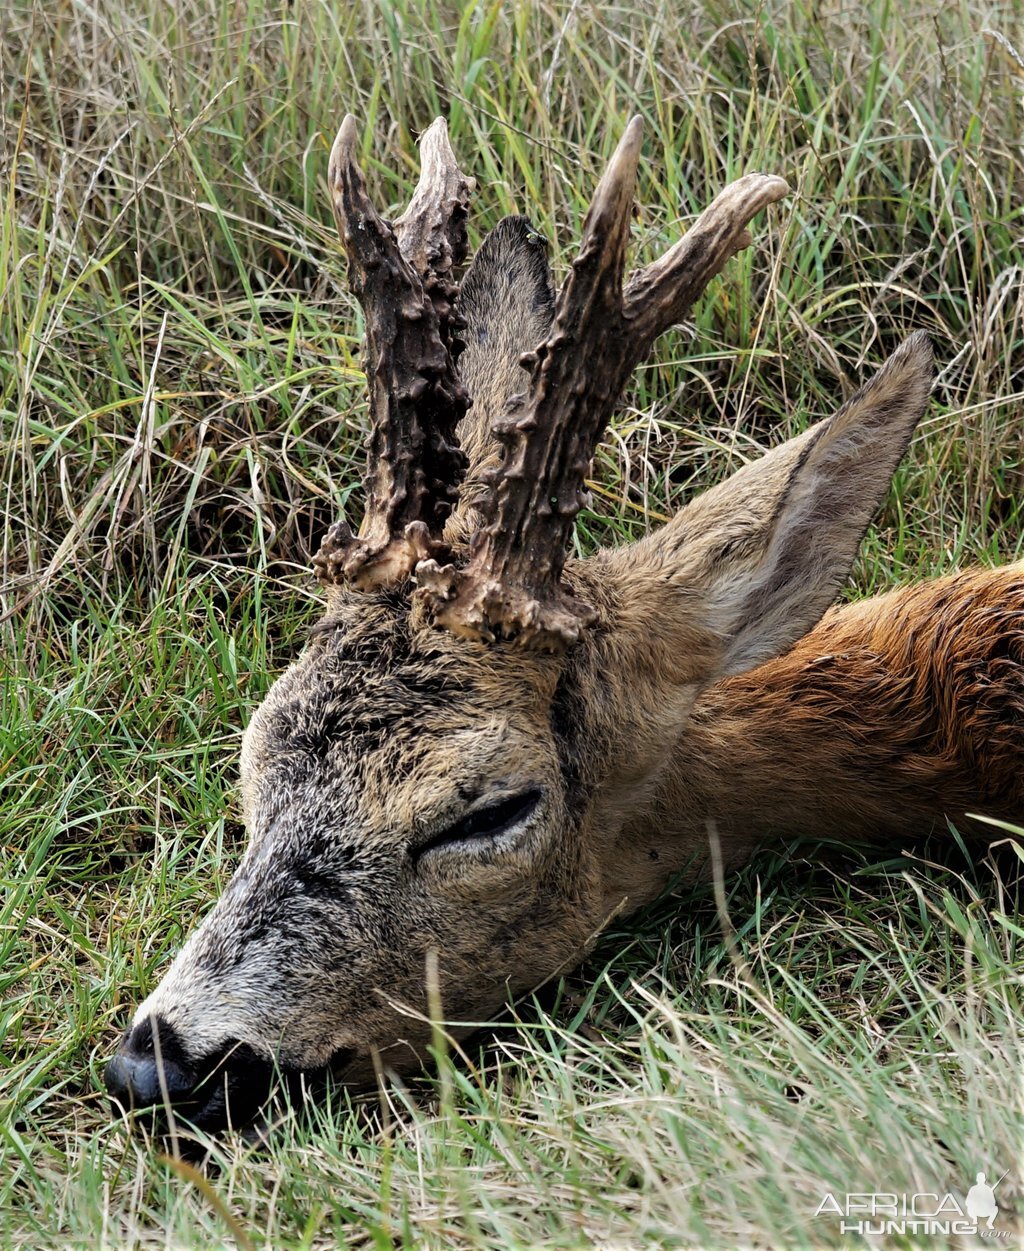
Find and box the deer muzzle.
[105,1014,352,1132]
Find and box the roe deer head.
[105,116,937,1132]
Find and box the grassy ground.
[2,0,1024,1246]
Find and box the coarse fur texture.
[446,215,555,537]
[104,131,1020,1135]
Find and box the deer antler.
[313,116,475,590]
[416,117,789,649]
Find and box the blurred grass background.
[2,0,1023,1246]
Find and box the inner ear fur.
[445,217,555,541]
[594,331,935,682]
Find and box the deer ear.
[455,216,555,470]
[445,218,555,544]
[599,332,935,680]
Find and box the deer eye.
[414,788,543,860]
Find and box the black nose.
[105,1015,276,1131]
[104,1016,197,1114]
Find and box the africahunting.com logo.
[814,1169,1012,1238]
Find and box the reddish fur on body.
[693,564,1024,838]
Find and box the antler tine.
[395,118,475,340]
[560,114,645,325]
[417,120,789,651]
[623,172,789,348]
[313,116,471,591]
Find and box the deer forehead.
[240,599,565,829]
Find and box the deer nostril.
[105,1015,283,1131]
[105,1015,197,1114]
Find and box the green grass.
[2,0,1023,1245]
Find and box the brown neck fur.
[595,564,1024,915]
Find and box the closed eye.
[414,788,543,860]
